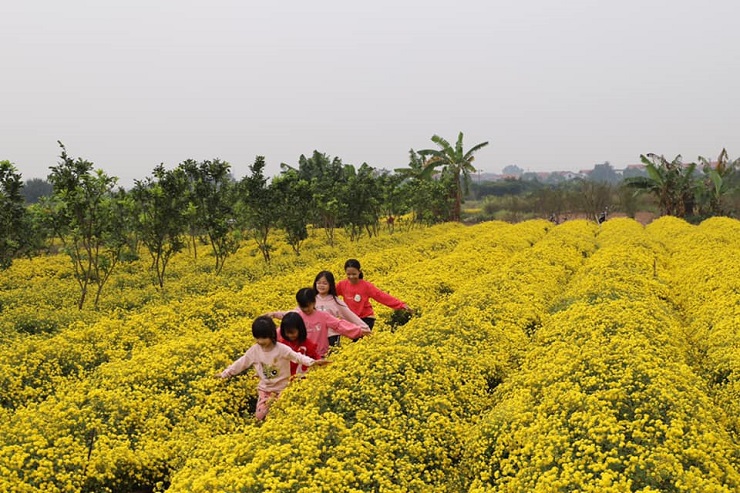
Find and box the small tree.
[131,165,189,288]
[238,156,276,262]
[378,171,405,234]
[574,180,613,223]
[340,163,382,241]
[180,159,239,273]
[287,151,348,247]
[271,170,312,255]
[394,149,453,226]
[532,186,568,223]
[47,143,126,309]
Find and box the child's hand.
[214,372,226,379]
[360,327,372,336]
[314,359,331,366]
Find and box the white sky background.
[2,0,738,187]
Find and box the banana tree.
[418,132,489,221]
[697,148,738,217]
[624,153,698,218]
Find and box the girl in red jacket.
[336,258,411,330]
[277,312,321,376]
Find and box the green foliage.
[237,156,276,262]
[289,151,347,246]
[396,150,454,225]
[375,171,407,234]
[179,159,239,273]
[339,163,383,241]
[131,165,190,287]
[270,170,311,255]
[624,153,698,218]
[469,177,537,198]
[0,161,30,269]
[696,148,739,218]
[21,177,53,204]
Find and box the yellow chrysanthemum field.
[1,218,740,492]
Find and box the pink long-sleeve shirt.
[220,342,316,392]
[336,279,407,319]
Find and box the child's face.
[345,267,361,284]
[254,337,273,348]
[300,303,316,315]
[283,328,299,342]
[315,277,330,295]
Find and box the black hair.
[344,258,364,279]
[313,270,339,298]
[252,316,277,343]
[280,312,307,343]
[296,287,317,308]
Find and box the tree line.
[2,137,738,309]
[466,151,740,225]
[0,133,487,308]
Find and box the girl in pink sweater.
[313,270,369,347]
[336,258,411,330]
[217,316,327,420]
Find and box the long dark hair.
[313,270,339,299]
[344,258,364,279]
[280,312,307,343]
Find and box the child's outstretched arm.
[217,349,256,378]
[285,346,330,368]
[367,283,410,311]
[326,313,369,339]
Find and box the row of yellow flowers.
[647,217,740,443]
[462,218,740,491]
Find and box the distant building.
[620,164,647,179]
[557,171,582,180]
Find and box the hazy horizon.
[3,1,739,187]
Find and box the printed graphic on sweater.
[260,363,279,380]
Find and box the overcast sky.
[2,0,738,187]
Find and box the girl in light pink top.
[313,270,369,347]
